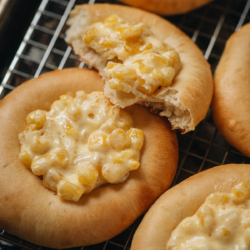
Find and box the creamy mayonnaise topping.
[84,15,181,97]
[19,91,144,201]
[167,181,250,250]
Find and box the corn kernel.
[112,66,137,81]
[112,149,135,164]
[103,15,119,27]
[19,150,32,167]
[102,163,125,183]
[141,43,153,51]
[66,102,81,121]
[57,180,84,201]
[88,132,107,151]
[136,84,157,95]
[60,94,73,102]
[220,228,230,236]
[127,128,144,150]
[99,37,115,47]
[138,62,152,74]
[118,109,133,130]
[108,128,131,151]
[78,167,98,184]
[27,110,47,130]
[109,79,124,91]
[128,160,140,170]
[124,38,143,54]
[56,149,69,167]
[30,136,51,154]
[62,119,75,136]
[151,54,169,65]
[43,168,62,191]
[116,26,141,39]
[84,27,97,45]
[106,62,117,70]
[31,155,52,176]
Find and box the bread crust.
[212,23,250,157]
[65,4,213,133]
[117,0,213,15]
[0,68,178,248]
[131,164,250,250]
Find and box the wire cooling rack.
[0,0,250,249]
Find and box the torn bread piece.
[65,4,213,133]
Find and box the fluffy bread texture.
[0,68,178,249]
[212,23,250,157]
[131,164,250,250]
[65,4,213,133]
[117,0,214,15]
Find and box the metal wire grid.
[0,0,250,249]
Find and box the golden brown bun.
[212,23,250,157]
[0,68,178,249]
[117,0,213,15]
[131,164,250,250]
[65,4,213,133]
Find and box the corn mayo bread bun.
[131,164,250,250]
[0,68,178,248]
[212,23,250,157]
[117,0,214,15]
[65,4,213,133]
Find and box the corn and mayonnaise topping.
[84,15,181,98]
[167,181,250,250]
[19,91,144,201]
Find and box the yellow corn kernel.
[138,62,152,74]
[103,15,119,27]
[43,168,62,192]
[88,132,107,151]
[136,84,157,95]
[220,228,230,236]
[19,150,32,167]
[164,50,180,67]
[112,66,137,81]
[127,128,144,151]
[137,76,145,85]
[152,68,163,80]
[84,27,97,45]
[116,26,141,39]
[31,155,52,176]
[60,94,73,102]
[161,67,175,87]
[99,37,115,47]
[118,109,133,130]
[78,167,98,184]
[124,38,143,54]
[142,50,152,55]
[57,180,84,201]
[62,119,75,136]
[128,160,140,170]
[109,79,124,91]
[112,149,135,164]
[108,128,131,151]
[27,110,47,130]
[66,102,81,121]
[56,149,69,167]
[141,43,153,51]
[106,62,117,70]
[30,136,51,154]
[102,163,125,183]
[151,54,169,65]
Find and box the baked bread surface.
[0,68,178,248]
[131,164,250,250]
[212,23,250,157]
[117,0,213,15]
[65,4,213,133]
